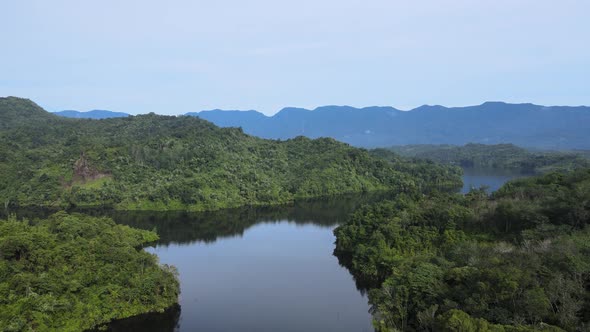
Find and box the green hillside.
[335,168,590,331]
[0,97,460,211]
[0,212,179,331]
[387,143,590,173]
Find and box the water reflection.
[3,176,528,331]
[1,192,391,244]
[99,192,391,246]
[90,305,181,332]
[74,192,389,332]
[461,167,531,193]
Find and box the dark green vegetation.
[334,168,590,331]
[387,143,590,173]
[88,305,181,332]
[368,149,463,192]
[0,212,179,331]
[0,97,461,211]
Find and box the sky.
[1,0,589,115]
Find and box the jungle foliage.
[0,97,461,211]
[386,144,590,173]
[0,212,179,331]
[334,168,590,331]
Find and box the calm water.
[99,194,386,332]
[6,170,526,331]
[460,167,530,193]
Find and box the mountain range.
[53,110,129,119]
[54,102,590,150]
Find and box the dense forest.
[386,144,590,173]
[369,149,463,191]
[0,97,461,211]
[334,168,590,331]
[7,96,590,331]
[0,212,179,331]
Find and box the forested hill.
[0,96,56,129]
[0,97,460,211]
[334,168,590,331]
[188,102,590,150]
[387,143,590,173]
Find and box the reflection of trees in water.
[108,191,393,245]
[6,192,393,330]
[333,251,374,296]
[87,304,181,332]
[2,192,392,246]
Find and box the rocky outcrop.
[73,153,108,182]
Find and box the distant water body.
[460,167,531,194]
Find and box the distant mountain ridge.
[189,102,590,150]
[54,102,590,150]
[54,110,130,119]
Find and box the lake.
[93,169,526,331]
[7,170,528,332]
[460,167,531,193]
[99,194,387,332]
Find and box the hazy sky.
[1,0,589,115]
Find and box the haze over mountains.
[53,110,129,119]
[54,102,590,150]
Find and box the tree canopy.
[0,97,461,211]
[334,168,590,331]
[386,143,590,173]
[0,212,179,331]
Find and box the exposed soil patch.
[72,152,110,183]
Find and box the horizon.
[10,96,588,116]
[56,101,590,116]
[1,1,589,115]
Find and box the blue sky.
[1,0,589,115]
